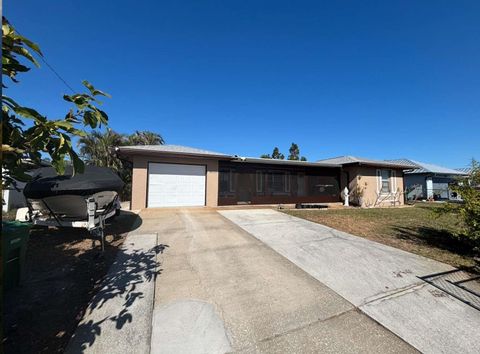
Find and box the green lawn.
[282,203,477,269]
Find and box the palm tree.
[78,128,126,172]
[128,131,164,145]
[78,129,164,200]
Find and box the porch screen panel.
[218,161,341,205]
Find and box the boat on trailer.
[20,166,124,250]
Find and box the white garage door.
[148,163,206,207]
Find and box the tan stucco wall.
[130,154,219,209]
[341,166,405,207]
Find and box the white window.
[377,169,393,194]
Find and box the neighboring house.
[2,180,27,213]
[116,146,413,209]
[317,156,413,207]
[2,160,51,212]
[455,167,473,175]
[387,159,468,201]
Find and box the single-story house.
[116,146,413,209]
[2,180,27,212]
[317,156,413,207]
[2,160,51,212]
[455,167,473,175]
[386,159,468,201]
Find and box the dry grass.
[282,203,477,269]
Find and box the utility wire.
[37,56,76,93]
[15,26,76,93]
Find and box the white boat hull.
[28,191,119,219]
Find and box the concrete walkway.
[219,209,480,354]
[144,209,415,353]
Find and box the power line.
[15,26,76,93]
[37,56,76,93]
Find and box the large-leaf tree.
[2,17,110,188]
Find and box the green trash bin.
[2,221,32,291]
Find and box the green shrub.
[436,160,480,253]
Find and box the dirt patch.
[2,211,140,353]
[2,209,17,221]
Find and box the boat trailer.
[19,196,120,251]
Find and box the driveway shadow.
[2,211,146,353]
[66,243,168,353]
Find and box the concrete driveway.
[71,208,479,353]
[144,208,415,353]
[220,209,480,354]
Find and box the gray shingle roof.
[383,158,419,168]
[316,156,359,165]
[317,156,414,168]
[117,146,467,176]
[387,159,467,175]
[117,144,232,158]
[234,157,340,168]
[455,167,473,174]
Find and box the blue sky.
[6,1,479,168]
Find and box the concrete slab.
[219,209,453,306]
[148,209,416,353]
[362,283,480,354]
[236,309,417,354]
[67,233,158,354]
[220,209,480,354]
[151,300,231,354]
